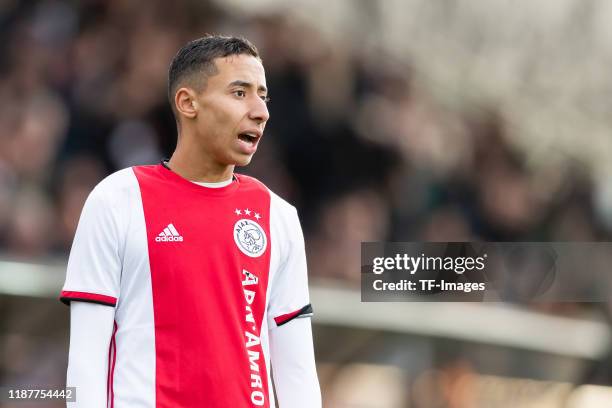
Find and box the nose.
[248,96,270,124]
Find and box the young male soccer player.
[60,35,322,407]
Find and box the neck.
[168,136,234,183]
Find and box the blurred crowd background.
[2,0,612,407]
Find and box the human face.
[191,54,269,167]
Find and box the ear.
[175,87,198,120]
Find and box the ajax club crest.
[234,218,267,258]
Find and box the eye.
[234,90,246,98]
[260,95,270,103]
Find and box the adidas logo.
[155,223,184,242]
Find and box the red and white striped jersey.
[60,164,313,408]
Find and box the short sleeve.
[59,183,122,307]
[268,202,313,328]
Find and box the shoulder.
[266,187,302,238]
[95,167,139,193]
[269,189,298,220]
[88,167,140,207]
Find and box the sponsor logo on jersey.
[234,219,267,257]
[155,223,184,242]
[242,269,265,406]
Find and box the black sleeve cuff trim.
[276,304,314,327]
[60,297,116,307]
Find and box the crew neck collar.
[158,160,239,196]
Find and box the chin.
[233,155,253,167]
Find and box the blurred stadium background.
[2,0,612,407]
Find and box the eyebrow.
[228,80,267,94]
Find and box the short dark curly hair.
[167,35,260,120]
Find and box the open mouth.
[238,132,259,146]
